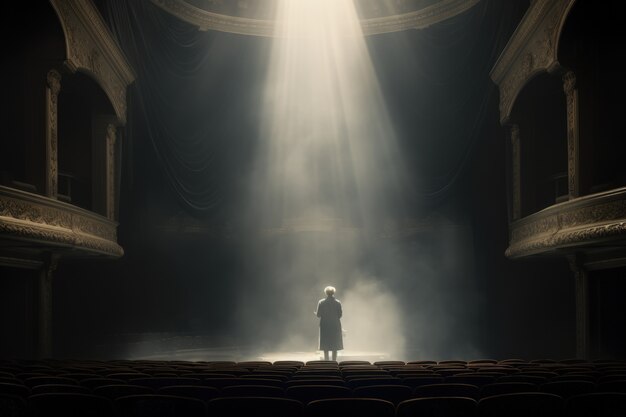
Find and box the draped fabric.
[366,0,528,207]
[101,0,270,213]
[98,0,527,214]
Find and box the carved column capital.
[562,70,576,95]
[46,70,62,96]
[107,124,117,144]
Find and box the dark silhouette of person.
[315,285,343,361]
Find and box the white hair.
[324,286,336,296]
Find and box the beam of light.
[239,0,413,361]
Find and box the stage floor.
[131,348,391,363]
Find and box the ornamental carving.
[106,124,117,220]
[491,0,575,124]
[151,0,480,37]
[507,188,626,258]
[562,70,579,198]
[46,70,62,198]
[50,0,135,124]
[0,187,122,257]
[510,125,521,221]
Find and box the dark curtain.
[100,0,270,214]
[367,0,528,207]
[98,0,527,215]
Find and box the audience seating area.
[0,358,625,416]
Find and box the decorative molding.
[150,0,480,37]
[0,185,123,258]
[361,0,481,35]
[563,70,579,199]
[105,124,117,220]
[510,124,521,221]
[507,187,626,258]
[45,69,62,199]
[50,0,135,125]
[490,0,575,124]
[152,0,275,36]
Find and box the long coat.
[316,296,343,351]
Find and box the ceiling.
[151,0,481,36]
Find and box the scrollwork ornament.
[46,70,62,198]
[507,190,626,258]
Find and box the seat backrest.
[94,384,155,399]
[353,384,412,404]
[552,374,596,383]
[202,377,243,388]
[347,378,403,389]
[480,382,538,398]
[29,393,114,417]
[445,375,496,386]
[286,379,347,387]
[286,385,352,403]
[207,396,305,417]
[59,373,99,381]
[306,398,395,417]
[414,383,480,400]
[565,392,626,417]
[23,376,79,388]
[396,396,478,417]
[478,392,563,417]
[273,360,305,367]
[128,377,202,389]
[498,375,548,384]
[115,394,207,417]
[157,385,220,402]
[31,384,91,395]
[106,373,151,381]
[597,380,626,393]
[222,384,285,397]
[401,376,446,388]
[80,378,127,389]
[539,380,596,398]
[374,361,406,366]
[0,393,28,417]
[222,378,284,388]
[0,382,30,398]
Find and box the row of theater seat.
[0,358,624,416]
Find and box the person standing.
[315,286,343,361]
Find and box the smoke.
[341,277,406,360]
[226,0,486,363]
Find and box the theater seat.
[478,392,563,417]
[306,398,395,417]
[353,384,412,404]
[565,392,626,417]
[115,394,207,417]
[207,396,305,417]
[29,393,115,417]
[396,396,478,417]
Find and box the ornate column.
[510,124,521,221]
[38,253,57,358]
[563,71,580,199]
[105,124,117,220]
[45,70,62,198]
[568,255,589,358]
